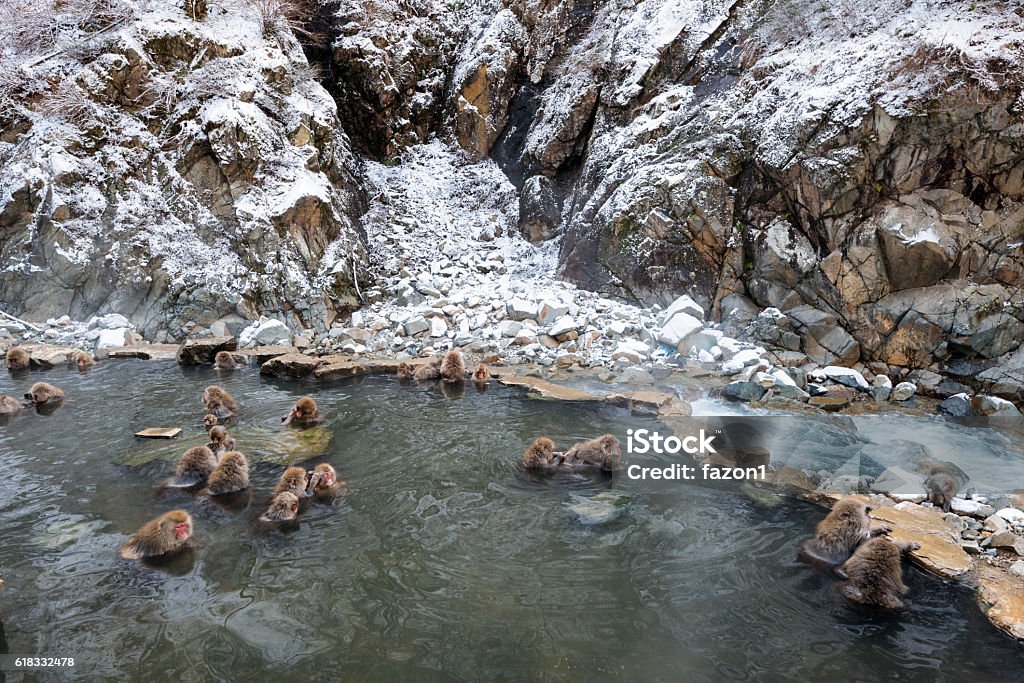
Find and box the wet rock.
[259,353,321,379]
[977,564,1024,641]
[108,344,180,361]
[972,395,1023,418]
[313,359,370,380]
[497,376,599,401]
[871,503,972,580]
[724,380,767,403]
[808,396,850,412]
[567,492,628,525]
[28,344,76,368]
[176,336,236,365]
[890,382,917,401]
[949,498,995,518]
[939,393,971,416]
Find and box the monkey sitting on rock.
[836,536,920,609]
[914,458,969,512]
[798,497,891,569]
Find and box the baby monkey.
[120,510,193,560]
[837,537,921,609]
[206,425,236,458]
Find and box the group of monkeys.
[119,381,343,562]
[0,346,91,416]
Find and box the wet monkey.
[205,451,250,495]
[307,463,345,499]
[24,382,64,405]
[202,385,240,420]
[836,537,920,609]
[0,395,23,416]
[72,350,94,370]
[6,347,29,370]
[213,351,240,370]
[522,437,563,470]
[413,357,442,381]
[260,492,300,523]
[560,434,622,471]
[798,497,891,569]
[206,425,236,458]
[396,362,416,380]
[166,446,218,488]
[439,350,467,383]
[282,396,322,426]
[273,466,311,499]
[119,510,193,560]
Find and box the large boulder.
[176,336,237,365]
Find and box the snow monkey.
[213,351,239,370]
[396,362,416,380]
[914,458,969,513]
[120,510,193,560]
[273,466,311,499]
[413,356,442,380]
[282,396,321,426]
[166,446,218,488]
[307,463,344,499]
[522,437,563,470]
[439,350,467,383]
[24,382,64,405]
[202,385,240,420]
[6,347,29,369]
[798,497,891,568]
[206,425,236,459]
[206,451,250,495]
[72,350,94,370]
[260,492,300,523]
[836,537,920,609]
[560,434,622,471]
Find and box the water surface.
[0,362,1022,681]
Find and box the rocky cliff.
[2,0,1023,395]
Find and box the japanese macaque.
[273,466,310,498]
[914,458,969,512]
[203,413,219,429]
[836,537,921,609]
[522,437,564,470]
[798,498,891,568]
[24,382,64,405]
[6,347,29,369]
[307,463,344,499]
[167,446,218,488]
[260,491,299,522]
[71,350,94,370]
[472,363,490,382]
[560,434,622,471]
[282,396,321,426]
[119,510,193,559]
[413,357,442,381]
[0,395,23,416]
[213,351,239,370]
[205,450,249,495]
[206,425,235,458]
[396,362,416,381]
[202,385,239,420]
[439,350,466,383]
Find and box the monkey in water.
[203,413,219,429]
[71,350,94,370]
[24,382,64,405]
[206,425,236,459]
[166,446,218,488]
[439,350,466,383]
[914,458,969,512]
[213,351,239,370]
[306,463,345,500]
[0,395,23,416]
[202,385,240,420]
[798,498,891,569]
[205,450,249,495]
[120,510,193,559]
[413,357,442,381]
[521,437,565,470]
[260,491,300,523]
[282,396,322,426]
[472,363,490,382]
[273,466,311,499]
[836,536,921,609]
[396,362,416,381]
[560,434,622,471]
[6,347,29,370]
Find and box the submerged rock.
[567,492,629,526]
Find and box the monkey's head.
[24,383,60,405]
[209,425,228,443]
[221,451,248,472]
[74,351,93,369]
[313,463,336,487]
[523,437,555,468]
[6,348,28,368]
[163,510,193,542]
[203,386,228,406]
[264,492,300,521]
[203,414,218,429]
[473,363,488,380]
[295,397,316,418]
[831,498,872,534]
[599,434,622,468]
[397,362,415,379]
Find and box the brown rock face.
[870,504,973,580]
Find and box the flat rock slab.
[871,503,973,580]
[237,345,294,365]
[605,391,692,416]
[27,344,77,367]
[108,344,180,361]
[260,353,321,378]
[977,563,1024,641]
[498,376,600,401]
[314,360,371,380]
[177,336,236,365]
[134,427,181,439]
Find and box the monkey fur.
[836,537,920,609]
[72,350,94,370]
[472,363,489,382]
[6,347,29,369]
[120,510,193,559]
[308,463,344,499]
[206,425,235,458]
[206,451,250,495]
[413,357,442,381]
[273,466,310,498]
[396,362,416,380]
[439,350,467,383]
[167,446,218,488]
[260,492,300,522]
[202,385,240,419]
[24,382,64,405]
[0,395,23,416]
[282,396,321,426]
[213,351,239,370]
[798,498,891,568]
[560,434,622,471]
[522,437,563,470]
[914,458,969,512]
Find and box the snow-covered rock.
[823,366,870,390]
[656,312,702,349]
[661,295,704,322]
[240,319,292,348]
[890,382,917,401]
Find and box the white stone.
[537,300,569,325]
[498,320,523,337]
[606,320,628,337]
[507,298,538,321]
[239,318,291,347]
[611,340,650,364]
[950,498,994,517]
[717,336,741,359]
[754,371,776,388]
[656,311,702,348]
[890,382,917,401]
[350,311,364,328]
[685,329,722,353]
[94,313,132,330]
[95,327,130,350]
[996,508,1024,525]
[548,315,579,338]
[772,369,797,387]
[872,374,892,389]
[661,294,704,322]
[823,366,870,390]
[429,317,448,337]
[697,349,715,363]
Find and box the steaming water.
[1,361,1023,681]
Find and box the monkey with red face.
[120,510,193,560]
[282,396,322,426]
